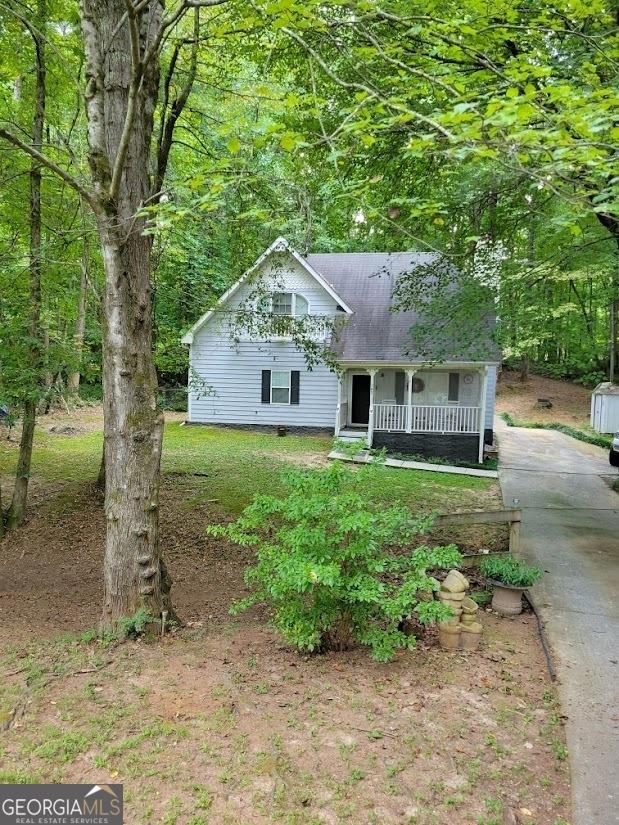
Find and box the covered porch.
[335,365,491,463]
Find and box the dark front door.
[351,374,371,425]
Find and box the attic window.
[272,292,308,318]
[272,292,292,316]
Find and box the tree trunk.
[594,214,619,383]
[67,223,89,394]
[519,356,530,382]
[81,0,174,628]
[0,475,4,539]
[96,446,105,490]
[98,220,170,625]
[7,0,46,530]
[610,239,618,384]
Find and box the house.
[181,238,500,463]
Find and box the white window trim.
[270,291,311,318]
[271,369,292,405]
[268,292,310,342]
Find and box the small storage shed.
[590,382,619,433]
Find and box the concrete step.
[338,430,368,441]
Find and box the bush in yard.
[208,461,461,661]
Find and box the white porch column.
[334,371,344,436]
[405,369,416,433]
[478,366,489,463]
[367,369,378,448]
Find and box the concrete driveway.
[496,418,619,825]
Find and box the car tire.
[610,450,619,467]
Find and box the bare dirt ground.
[0,477,256,639]
[496,369,591,427]
[1,617,570,825]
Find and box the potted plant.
[479,556,541,616]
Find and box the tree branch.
[0,128,96,209]
[281,26,453,140]
[153,7,200,199]
[108,1,145,201]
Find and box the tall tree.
[6,0,47,530]
[1,0,228,626]
[67,208,91,395]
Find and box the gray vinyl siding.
[485,365,497,429]
[188,257,339,427]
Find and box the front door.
[351,374,371,425]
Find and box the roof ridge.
[306,251,435,256]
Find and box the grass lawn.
[0,408,570,824]
[0,413,500,516]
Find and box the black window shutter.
[448,372,460,402]
[290,370,300,404]
[395,371,405,405]
[261,370,271,403]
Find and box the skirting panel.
[372,432,480,463]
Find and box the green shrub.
[208,461,461,661]
[479,555,541,588]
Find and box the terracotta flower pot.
[460,622,483,650]
[490,581,525,616]
[442,569,469,594]
[438,624,461,651]
[461,596,478,615]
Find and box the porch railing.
[374,404,408,432]
[373,404,480,434]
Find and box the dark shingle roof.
[305,252,500,363]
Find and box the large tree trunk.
[81,0,174,628]
[67,223,89,394]
[0,475,4,539]
[98,220,170,625]
[7,0,46,530]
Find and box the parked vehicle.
[610,433,619,467]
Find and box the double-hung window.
[272,292,293,317]
[271,291,309,318]
[262,369,300,405]
[271,370,291,404]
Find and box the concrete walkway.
[496,418,619,825]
